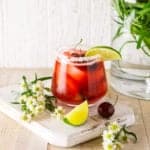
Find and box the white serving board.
[0,85,135,147]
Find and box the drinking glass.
[51,47,107,106]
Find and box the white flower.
[37,95,46,102]
[21,113,28,121]
[17,75,57,122]
[21,113,32,122]
[38,101,45,106]
[36,80,44,87]
[52,106,65,119]
[102,122,124,150]
[103,140,123,150]
[115,141,123,150]
[108,121,121,134]
[118,131,128,143]
[20,81,27,91]
[28,105,35,112]
[103,141,114,150]
[55,106,65,114]
[32,81,44,95]
[26,97,37,107]
[35,105,45,115]
[26,114,32,122]
[18,95,27,103]
[103,130,115,142]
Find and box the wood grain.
[0,68,150,150]
[0,0,111,68]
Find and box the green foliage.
[113,0,150,56]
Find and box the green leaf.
[123,126,137,143]
[113,19,123,25]
[21,104,27,111]
[44,87,51,91]
[45,97,56,112]
[113,0,150,56]
[119,40,136,51]
[144,37,150,49]
[21,90,32,96]
[31,76,52,84]
[11,101,20,104]
[22,75,30,91]
[45,101,55,112]
[34,73,38,83]
[141,46,150,56]
[113,0,125,20]
[137,36,144,49]
[112,25,124,41]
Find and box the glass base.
[110,62,150,100]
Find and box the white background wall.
[0,0,111,68]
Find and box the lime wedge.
[63,101,88,126]
[85,46,121,61]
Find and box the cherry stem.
[74,38,83,49]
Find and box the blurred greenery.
[112,0,150,56]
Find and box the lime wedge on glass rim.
[63,101,88,126]
[85,46,121,61]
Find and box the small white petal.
[108,121,121,133]
[103,130,114,141]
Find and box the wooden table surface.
[0,68,150,150]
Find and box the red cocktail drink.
[51,49,107,106]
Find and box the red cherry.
[98,102,115,118]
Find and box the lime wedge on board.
[63,101,88,126]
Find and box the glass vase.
[110,0,150,100]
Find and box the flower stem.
[31,76,52,84]
[11,101,20,104]
[123,126,137,143]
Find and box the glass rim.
[56,48,102,66]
